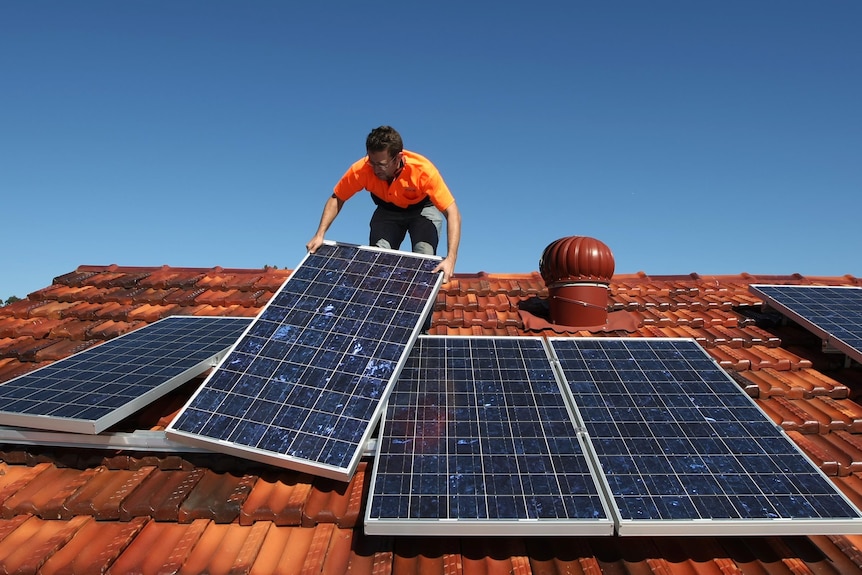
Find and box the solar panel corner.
[166,242,444,482]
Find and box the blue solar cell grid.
[366,336,613,536]
[750,285,862,364]
[549,337,862,536]
[0,316,251,434]
[167,242,442,481]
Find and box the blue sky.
[2,1,860,300]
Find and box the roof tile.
[27,300,83,320]
[240,470,314,526]
[86,320,145,340]
[105,518,210,574]
[16,337,70,362]
[251,524,318,574]
[126,303,182,323]
[39,516,148,575]
[180,520,270,575]
[120,468,206,521]
[52,270,100,287]
[177,469,257,524]
[0,514,90,574]
[62,466,156,520]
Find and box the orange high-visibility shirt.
[333,150,455,211]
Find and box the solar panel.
[166,242,443,481]
[365,336,614,536]
[0,316,251,434]
[749,285,862,364]
[549,337,862,536]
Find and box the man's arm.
[306,194,345,253]
[432,201,461,283]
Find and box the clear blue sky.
[2,1,860,300]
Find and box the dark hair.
[366,126,403,158]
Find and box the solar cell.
[0,316,251,434]
[550,337,862,536]
[365,336,613,536]
[750,285,862,364]
[166,242,443,481]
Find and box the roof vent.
[539,236,614,326]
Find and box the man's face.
[368,150,401,180]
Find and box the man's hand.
[306,235,325,254]
[307,195,344,254]
[432,257,455,284]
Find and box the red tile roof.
[1,264,862,573]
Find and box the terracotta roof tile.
[0,514,91,573]
[26,300,83,320]
[39,516,148,575]
[101,286,146,304]
[240,470,314,526]
[760,396,825,434]
[105,518,210,573]
[1,466,98,519]
[126,303,181,323]
[64,301,106,320]
[94,302,142,321]
[86,319,144,340]
[0,299,53,319]
[177,469,257,524]
[15,337,70,362]
[788,431,849,476]
[120,468,206,521]
[300,463,368,528]
[62,466,156,520]
[179,520,271,574]
[251,524,319,574]
[0,462,53,505]
[253,273,290,291]
[52,270,101,287]
[26,284,69,302]
[47,319,104,340]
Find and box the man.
[306,126,461,283]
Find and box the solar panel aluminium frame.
[548,337,862,536]
[749,284,862,365]
[0,316,252,435]
[365,336,615,536]
[166,241,444,481]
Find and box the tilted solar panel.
[549,337,862,536]
[366,336,613,536]
[0,316,252,434]
[750,284,862,364]
[166,242,443,481]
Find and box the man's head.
[366,126,403,180]
[366,125,403,157]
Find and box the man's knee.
[375,238,392,250]
[413,241,435,255]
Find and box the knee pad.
[413,241,434,255]
[375,239,392,250]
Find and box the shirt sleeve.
[333,158,368,201]
[423,166,455,212]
